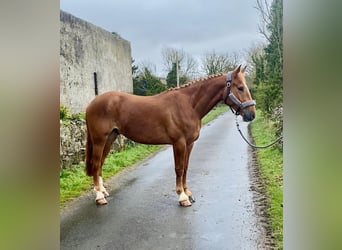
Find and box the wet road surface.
[60,111,267,249]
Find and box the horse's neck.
[190,76,226,119]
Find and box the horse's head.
[224,65,256,122]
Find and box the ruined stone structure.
[60,10,133,113]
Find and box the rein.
[234,115,283,149]
[224,71,282,149]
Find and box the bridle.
[223,71,283,149]
[224,71,256,115]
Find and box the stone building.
[60,10,133,113]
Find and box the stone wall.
[60,118,129,170]
[60,119,86,169]
[60,10,133,113]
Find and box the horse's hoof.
[103,191,109,197]
[96,197,108,205]
[188,196,196,203]
[179,200,192,207]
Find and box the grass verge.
[59,144,160,207]
[60,104,228,208]
[201,104,228,125]
[249,110,283,249]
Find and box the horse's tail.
[85,124,94,177]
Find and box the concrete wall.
[60,10,133,113]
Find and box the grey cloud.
[61,0,265,75]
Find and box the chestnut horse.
[85,65,256,206]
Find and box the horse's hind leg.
[91,140,108,205]
[101,129,119,166]
[98,130,119,199]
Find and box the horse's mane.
[164,73,224,93]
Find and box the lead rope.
[235,115,283,149]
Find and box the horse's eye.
[238,86,244,92]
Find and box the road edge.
[247,123,276,249]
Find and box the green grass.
[250,110,283,249]
[60,104,228,208]
[60,144,160,207]
[201,104,228,125]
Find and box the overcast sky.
[60,0,266,76]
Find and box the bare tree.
[201,50,241,76]
[255,0,282,70]
[183,55,198,78]
[244,42,266,76]
[137,60,157,75]
[162,47,184,72]
[161,47,198,78]
[255,0,272,42]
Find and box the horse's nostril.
[243,111,255,122]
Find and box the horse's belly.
[120,125,171,145]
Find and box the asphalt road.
[60,111,267,250]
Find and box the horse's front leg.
[173,140,192,207]
[183,142,195,203]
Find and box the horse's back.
[86,91,133,120]
[86,91,167,136]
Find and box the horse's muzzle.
[243,110,255,122]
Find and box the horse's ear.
[236,64,242,73]
[242,65,247,73]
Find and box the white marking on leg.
[184,188,192,197]
[95,189,105,201]
[178,191,189,202]
[99,176,109,197]
[94,190,107,204]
